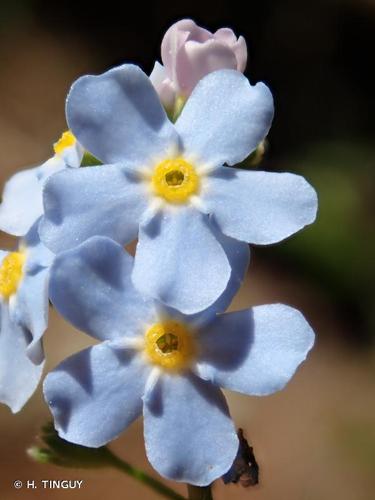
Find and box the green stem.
[187,484,213,500]
[105,449,186,500]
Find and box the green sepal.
[28,422,114,469]
[80,151,103,167]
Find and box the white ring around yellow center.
[144,321,196,372]
[151,157,200,204]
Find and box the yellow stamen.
[144,321,196,372]
[0,251,26,299]
[53,130,76,156]
[151,157,200,204]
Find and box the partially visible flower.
[40,64,317,314]
[0,131,83,237]
[150,19,247,111]
[0,225,53,412]
[44,236,315,486]
[53,130,83,167]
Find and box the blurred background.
[0,0,374,499]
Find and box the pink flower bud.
[149,61,177,112]
[159,19,247,98]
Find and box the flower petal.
[49,237,156,342]
[204,167,318,244]
[23,221,55,268]
[59,141,84,168]
[0,157,65,237]
[149,61,167,88]
[197,304,315,396]
[132,208,231,314]
[161,19,210,82]
[185,218,249,327]
[10,266,50,365]
[66,64,178,166]
[39,164,147,253]
[149,62,176,111]
[143,372,238,485]
[9,224,54,364]
[44,343,149,447]
[0,303,44,413]
[214,29,247,72]
[175,70,273,167]
[176,39,238,95]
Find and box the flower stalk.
[29,422,185,500]
[187,484,213,500]
[106,450,186,500]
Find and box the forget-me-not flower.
[0,225,53,412]
[39,64,317,314]
[44,236,314,486]
[0,131,83,237]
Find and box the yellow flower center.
[0,251,26,299]
[144,321,196,372]
[53,130,76,156]
[151,157,200,204]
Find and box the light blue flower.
[0,131,83,237]
[44,236,315,486]
[0,225,54,412]
[39,64,317,314]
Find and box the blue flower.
[44,236,315,486]
[0,131,83,237]
[0,224,54,412]
[39,64,317,314]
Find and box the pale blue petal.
[132,208,231,314]
[149,61,167,88]
[10,267,49,365]
[66,64,178,166]
[0,303,44,413]
[39,164,148,253]
[176,69,273,167]
[44,343,149,447]
[23,221,55,268]
[149,61,176,110]
[182,217,250,327]
[0,167,42,236]
[204,167,318,244]
[197,304,315,396]
[49,237,156,342]
[8,225,53,364]
[0,157,66,236]
[59,142,84,167]
[143,373,238,486]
